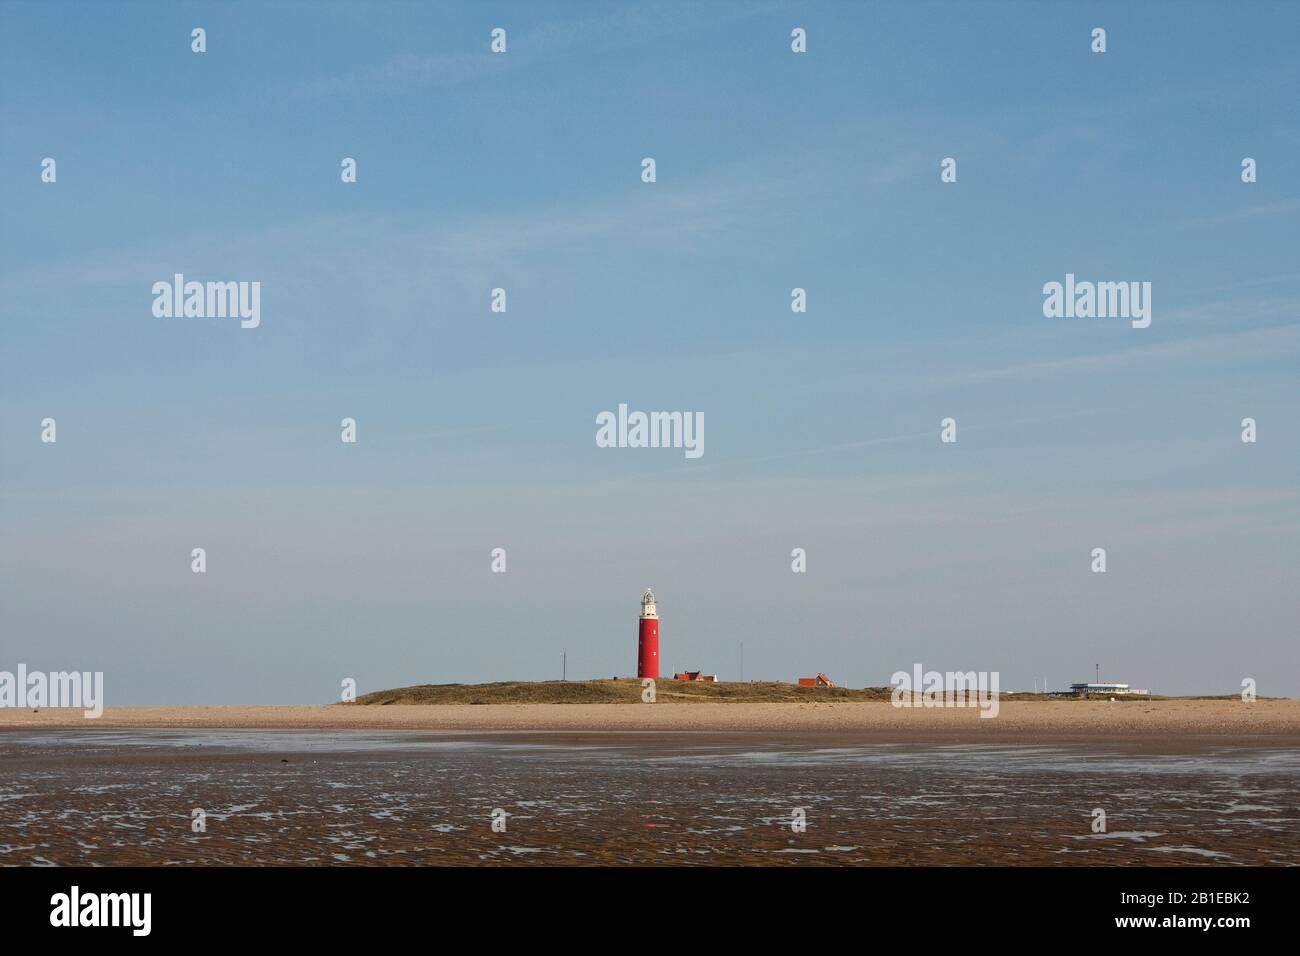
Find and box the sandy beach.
[2,698,1296,741]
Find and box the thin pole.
[563,652,566,681]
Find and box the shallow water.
[0,730,1296,865]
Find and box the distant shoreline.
[2,698,1297,743]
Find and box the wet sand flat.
[2,699,1298,742]
[1,729,1297,866]
[6,702,1295,866]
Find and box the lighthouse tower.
[637,587,659,679]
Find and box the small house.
[797,673,834,687]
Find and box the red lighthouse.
[637,587,659,679]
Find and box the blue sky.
[1,1,1297,703]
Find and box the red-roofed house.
[797,674,834,687]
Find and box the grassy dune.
[353,679,896,705]
[351,681,1269,707]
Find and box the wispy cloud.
[292,2,778,99]
[944,323,1300,385]
[1178,198,1300,230]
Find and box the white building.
[1068,682,1150,697]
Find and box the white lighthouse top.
[640,587,657,619]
